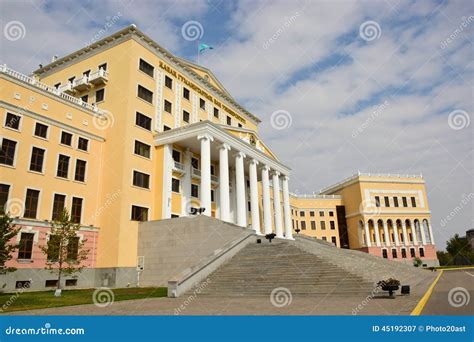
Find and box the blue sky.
[1,0,473,248]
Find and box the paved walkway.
[422,269,474,315]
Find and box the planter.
[381,284,399,297]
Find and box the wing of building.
[0,25,438,292]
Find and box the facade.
[0,25,438,291]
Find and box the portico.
[155,121,293,239]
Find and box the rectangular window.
[226,116,231,125]
[136,112,152,130]
[45,280,58,287]
[0,184,9,213]
[411,197,417,207]
[384,196,390,207]
[5,112,21,130]
[0,138,17,166]
[47,235,60,261]
[382,249,388,258]
[133,171,150,189]
[310,211,315,217]
[199,98,205,110]
[392,249,398,258]
[331,237,337,245]
[34,122,48,139]
[211,190,215,202]
[139,58,154,77]
[319,211,324,217]
[61,131,73,146]
[65,279,78,287]
[238,123,242,128]
[375,196,380,207]
[71,197,83,223]
[410,248,416,258]
[191,184,199,198]
[191,157,199,169]
[131,205,148,221]
[137,85,153,103]
[401,249,407,258]
[329,211,334,217]
[24,189,40,218]
[56,154,70,178]
[213,108,219,118]
[165,75,173,89]
[52,194,66,221]
[29,147,45,173]
[183,87,190,100]
[210,165,215,175]
[164,100,172,113]
[300,211,305,217]
[322,237,327,241]
[172,178,180,193]
[330,221,335,230]
[301,221,306,230]
[172,150,181,163]
[183,110,190,123]
[74,159,87,182]
[95,88,105,102]
[402,197,408,207]
[311,221,316,230]
[419,248,425,257]
[320,221,326,230]
[67,236,80,261]
[77,137,89,151]
[18,233,34,259]
[134,141,151,158]
[393,197,399,207]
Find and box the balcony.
[89,68,108,85]
[73,75,90,91]
[191,168,218,183]
[173,161,185,175]
[59,82,75,95]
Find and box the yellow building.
[0,25,438,291]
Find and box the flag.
[199,43,213,53]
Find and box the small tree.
[0,212,20,273]
[40,209,89,295]
[446,234,474,265]
[413,257,423,267]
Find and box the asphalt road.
[422,269,474,315]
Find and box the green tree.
[445,234,474,265]
[0,212,20,273]
[40,209,89,295]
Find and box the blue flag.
[199,43,214,53]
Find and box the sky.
[1,0,472,249]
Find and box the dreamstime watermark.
[448,109,470,130]
[352,281,385,315]
[262,12,300,49]
[5,323,85,336]
[4,198,25,217]
[90,189,122,222]
[181,20,204,41]
[92,111,115,130]
[174,278,212,314]
[3,20,26,41]
[352,100,390,138]
[270,287,292,307]
[359,20,381,42]
[270,110,292,130]
[359,199,382,218]
[440,16,474,49]
[440,193,473,228]
[0,280,31,313]
[448,287,470,308]
[92,287,115,308]
[85,12,123,47]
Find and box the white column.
[162,144,172,218]
[272,171,283,238]
[418,220,427,245]
[382,220,390,246]
[235,152,247,227]
[427,220,435,245]
[401,220,409,246]
[410,219,418,245]
[181,148,192,216]
[392,221,400,246]
[281,175,293,240]
[364,221,372,247]
[249,159,261,234]
[373,221,381,247]
[218,143,231,222]
[261,166,272,234]
[198,134,213,216]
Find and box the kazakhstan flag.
[199,43,214,53]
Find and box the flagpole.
[197,40,200,65]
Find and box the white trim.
[155,69,164,132]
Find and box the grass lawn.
[0,287,167,313]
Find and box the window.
[172,178,180,193]
[330,221,335,230]
[77,137,89,152]
[66,279,78,287]
[83,70,90,77]
[410,248,416,258]
[331,237,337,245]
[95,88,105,102]
[81,95,88,103]
[54,83,61,89]
[191,157,199,169]
[213,108,219,118]
[56,154,70,178]
[98,63,107,71]
[131,205,148,221]
[165,75,173,89]
[138,85,153,103]
[139,58,154,77]
[211,190,215,202]
[183,87,190,100]
[375,196,380,207]
[16,280,31,289]
[199,98,205,110]
[319,211,324,217]
[0,184,9,212]
[172,150,181,163]
[210,165,215,175]
[136,112,152,130]
[300,211,305,217]
[402,197,408,207]
[382,249,388,258]
[384,196,390,207]
[134,141,151,158]
[311,221,316,230]
[393,197,399,207]
[320,221,326,230]
[322,237,327,241]
[29,147,45,173]
[24,189,40,218]
[164,100,172,113]
[163,125,171,131]
[171,214,179,218]
[0,139,17,166]
[419,248,425,257]
[34,123,48,138]
[411,197,417,207]
[45,280,58,287]
[329,211,334,217]
[71,197,83,223]
[183,110,190,123]
[68,76,75,84]
[18,233,34,259]
[191,184,199,198]
[4,113,21,130]
[52,194,66,221]
[401,249,407,258]
[61,131,73,146]
[74,159,87,182]
[238,123,242,128]
[133,171,150,189]
[301,221,306,230]
[310,211,315,217]
[392,249,398,258]
[47,235,60,261]
[226,116,231,125]
[67,236,80,261]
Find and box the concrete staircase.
[197,240,375,297]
